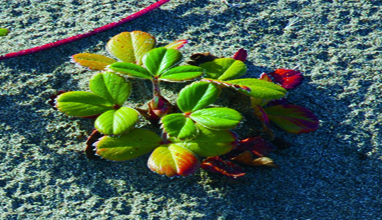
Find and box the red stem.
[0,0,172,61]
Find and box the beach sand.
[1,0,381,219]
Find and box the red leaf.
[232,48,247,62]
[148,95,173,123]
[201,156,245,178]
[236,137,277,157]
[267,69,304,89]
[264,104,319,134]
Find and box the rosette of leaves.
[107,47,205,121]
[198,57,287,101]
[71,30,188,70]
[56,71,139,135]
[107,47,204,82]
[160,81,243,139]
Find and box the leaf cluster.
[54,31,319,178]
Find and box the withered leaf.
[232,151,278,168]
[187,52,219,66]
[201,156,245,178]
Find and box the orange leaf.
[72,53,117,70]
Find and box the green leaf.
[142,47,182,76]
[89,72,131,106]
[159,65,204,82]
[190,107,242,130]
[108,62,152,79]
[225,78,287,100]
[147,144,200,177]
[0,28,9,36]
[177,81,221,113]
[106,31,156,65]
[95,128,161,161]
[56,91,114,117]
[200,58,247,81]
[161,113,198,139]
[71,53,117,70]
[264,104,319,134]
[174,125,237,157]
[95,107,139,135]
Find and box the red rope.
[0,0,172,60]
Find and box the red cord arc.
[0,0,172,61]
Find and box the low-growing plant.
[53,30,319,178]
[0,28,9,36]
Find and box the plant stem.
[152,77,161,98]
[0,0,172,61]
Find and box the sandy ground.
[1,0,381,219]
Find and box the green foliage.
[89,72,131,106]
[56,91,114,117]
[177,81,220,112]
[96,128,161,161]
[108,47,204,82]
[55,31,319,178]
[94,107,139,135]
[172,124,237,157]
[225,78,287,100]
[106,31,156,65]
[161,81,242,139]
